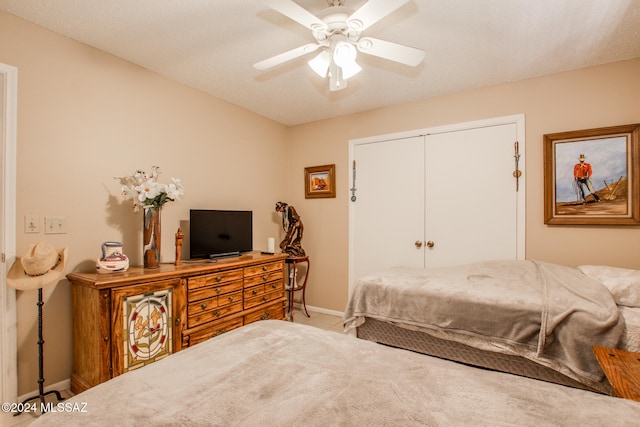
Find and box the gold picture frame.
[304,164,336,199]
[543,124,640,225]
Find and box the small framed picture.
[304,164,336,199]
[543,123,640,225]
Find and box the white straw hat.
[7,241,68,290]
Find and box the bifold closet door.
[351,121,521,282]
[352,137,425,282]
[424,123,519,267]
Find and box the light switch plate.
[25,214,40,233]
[45,216,67,234]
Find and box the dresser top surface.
[67,252,289,289]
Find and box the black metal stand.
[14,288,64,416]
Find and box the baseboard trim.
[297,304,344,318]
[18,378,71,401]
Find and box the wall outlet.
[45,216,67,234]
[25,214,40,233]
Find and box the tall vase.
[143,206,161,268]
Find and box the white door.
[351,136,425,282]
[424,123,519,267]
[350,116,525,289]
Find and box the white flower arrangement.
[116,166,184,212]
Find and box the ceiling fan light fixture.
[333,41,357,67]
[310,42,360,89]
[339,59,362,80]
[308,50,331,78]
[333,41,361,81]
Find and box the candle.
[267,237,275,254]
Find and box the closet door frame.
[1,63,18,403]
[348,114,526,294]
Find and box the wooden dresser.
[68,252,288,394]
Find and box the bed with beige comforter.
[30,320,640,426]
[344,260,627,392]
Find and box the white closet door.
[424,123,519,267]
[352,137,425,281]
[349,117,524,291]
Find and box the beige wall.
[289,58,640,313]
[1,11,289,395]
[3,9,640,396]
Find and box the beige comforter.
[344,260,623,389]
[30,321,640,426]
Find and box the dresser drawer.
[244,261,283,278]
[244,270,283,287]
[188,290,242,316]
[243,280,283,299]
[244,287,285,310]
[188,279,243,302]
[244,301,285,324]
[184,317,243,347]
[187,300,243,328]
[188,270,243,291]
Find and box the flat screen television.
[190,209,253,259]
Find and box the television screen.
[190,210,253,259]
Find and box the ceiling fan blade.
[357,37,425,67]
[263,0,327,31]
[347,0,410,31]
[253,43,322,70]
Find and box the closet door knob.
[415,240,423,248]
[426,241,435,248]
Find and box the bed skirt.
[356,317,613,395]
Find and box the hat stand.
[14,287,64,416]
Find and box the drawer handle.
[262,275,268,281]
[200,303,207,310]
[215,287,222,294]
[262,296,268,301]
[262,266,268,271]
[261,311,271,320]
[214,310,221,317]
[215,276,222,282]
[252,289,258,295]
[174,317,181,325]
[271,283,277,289]
[228,296,234,302]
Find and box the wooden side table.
[593,346,640,402]
[285,256,310,321]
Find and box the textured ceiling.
[1,0,640,126]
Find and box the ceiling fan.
[254,0,426,91]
